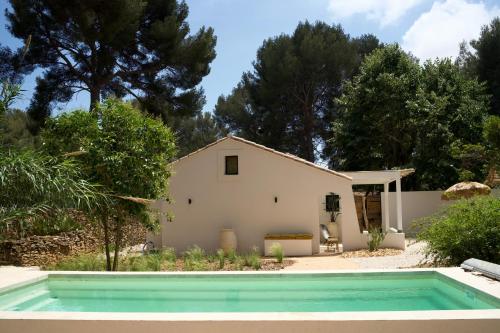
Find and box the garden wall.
[381,191,447,236]
[0,222,146,267]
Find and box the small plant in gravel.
[234,256,246,270]
[367,226,386,252]
[270,243,284,263]
[226,249,237,263]
[216,249,225,269]
[245,248,262,270]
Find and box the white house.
[150,136,407,255]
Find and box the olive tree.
[43,99,176,270]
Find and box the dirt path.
[282,240,427,271]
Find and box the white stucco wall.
[155,138,365,254]
[381,191,448,236]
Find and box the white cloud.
[402,0,500,61]
[328,0,425,26]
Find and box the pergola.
[342,169,415,232]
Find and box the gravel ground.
[346,240,428,269]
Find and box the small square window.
[225,155,238,175]
[326,194,340,212]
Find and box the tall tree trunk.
[101,213,111,271]
[89,87,100,112]
[112,219,123,271]
[303,104,315,162]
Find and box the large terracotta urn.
[220,228,237,254]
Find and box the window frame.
[325,193,340,212]
[224,155,239,175]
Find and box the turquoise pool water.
[0,272,498,312]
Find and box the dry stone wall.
[0,221,147,267]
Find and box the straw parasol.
[441,181,491,200]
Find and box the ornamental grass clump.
[245,247,262,270]
[51,253,106,271]
[216,249,225,269]
[270,243,284,263]
[367,226,386,252]
[416,196,500,266]
[183,245,208,271]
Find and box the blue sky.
[1,0,500,114]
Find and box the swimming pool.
[0,271,498,312]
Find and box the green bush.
[367,226,386,252]
[416,196,500,265]
[270,243,284,263]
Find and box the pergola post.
[383,182,390,231]
[396,176,403,231]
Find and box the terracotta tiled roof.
[171,135,352,181]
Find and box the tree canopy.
[333,45,420,171]
[469,17,500,116]
[332,46,490,190]
[214,21,382,163]
[5,0,216,129]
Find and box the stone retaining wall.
[0,222,147,267]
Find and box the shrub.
[367,226,386,252]
[416,196,500,265]
[270,243,284,263]
[216,249,225,269]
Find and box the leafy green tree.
[215,22,381,162]
[172,112,226,158]
[5,0,216,129]
[42,99,176,270]
[469,17,500,116]
[411,59,489,189]
[332,44,420,171]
